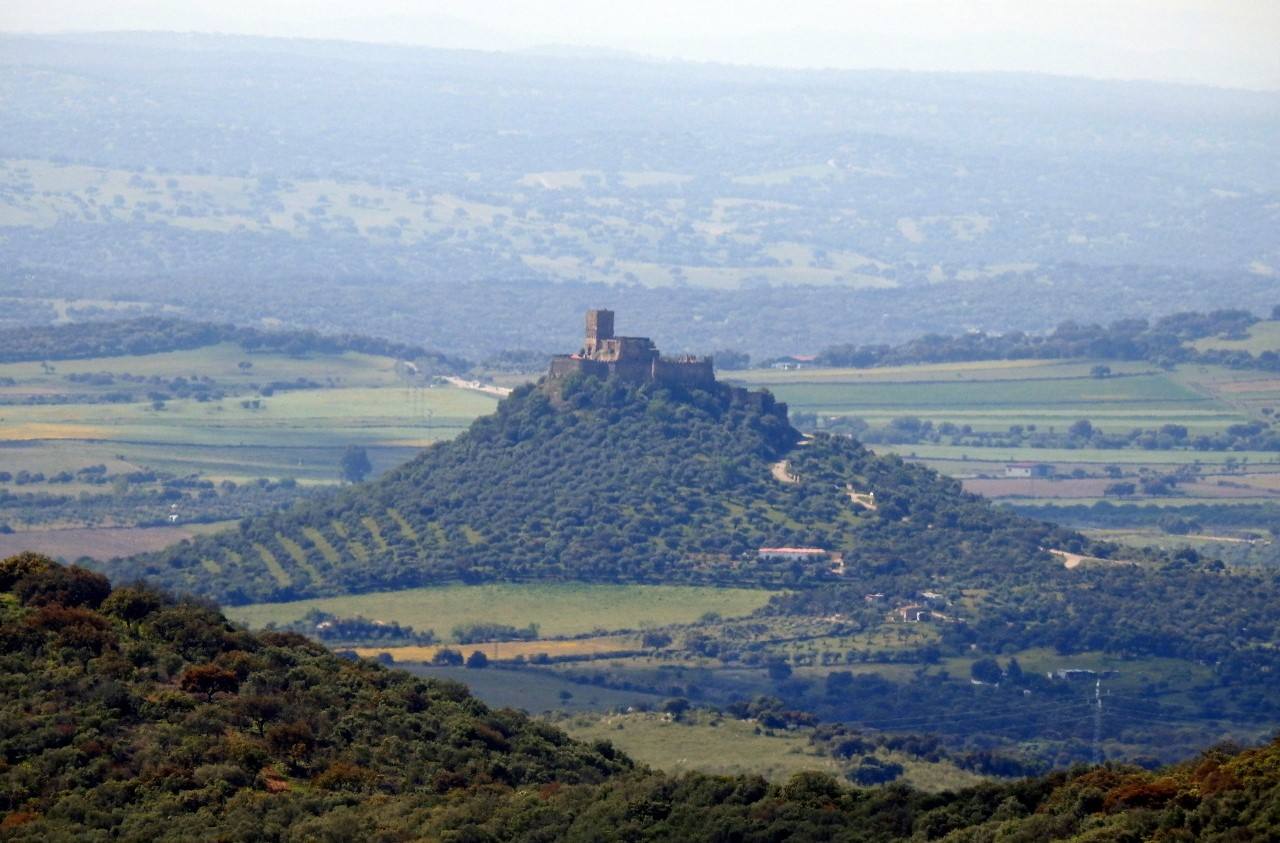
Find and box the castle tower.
[584,309,614,355]
[549,309,715,388]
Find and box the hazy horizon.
[3,0,1278,91]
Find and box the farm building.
[769,355,818,370]
[1005,462,1054,478]
[757,546,828,562]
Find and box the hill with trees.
[0,317,468,371]
[113,374,1094,603]
[811,307,1280,372]
[104,374,1280,689]
[3,552,1278,841]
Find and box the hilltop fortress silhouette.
[548,309,716,388]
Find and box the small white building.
[757,546,828,562]
[1006,462,1054,478]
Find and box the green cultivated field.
[734,363,1240,433]
[877,444,1280,466]
[0,344,497,482]
[402,665,669,714]
[557,710,985,791]
[732,359,1280,505]
[0,343,399,383]
[227,582,778,640]
[1192,319,1280,354]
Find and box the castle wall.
[725,385,788,421]
[608,360,655,382]
[550,311,717,391]
[549,356,610,380]
[652,357,716,388]
[548,355,583,379]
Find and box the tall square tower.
[584,309,615,354]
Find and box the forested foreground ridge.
[3,554,1279,842]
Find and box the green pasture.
[227,582,778,640]
[844,410,1237,435]
[0,384,492,457]
[112,442,425,482]
[1191,320,1280,355]
[1012,496,1276,507]
[0,439,423,485]
[560,710,985,790]
[742,359,1274,483]
[876,443,1280,467]
[0,441,137,474]
[954,647,1217,699]
[0,341,498,487]
[734,360,1264,437]
[0,343,403,386]
[402,665,667,714]
[1080,529,1279,569]
[1082,528,1272,550]
[762,373,1206,411]
[732,359,1155,385]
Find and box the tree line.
[0,316,468,371]
[812,307,1280,371]
[3,553,1278,841]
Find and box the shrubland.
[4,552,1279,841]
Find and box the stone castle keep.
[548,310,716,387]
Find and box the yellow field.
[0,422,107,441]
[353,634,643,662]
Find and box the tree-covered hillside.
[115,375,1087,603]
[813,307,1280,372]
[2,554,1278,841]
[4,34,1279,359]
[98,375,1280,698]
[0,317,467,371]
[0,553,627,840]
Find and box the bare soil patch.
[0,526,196,560]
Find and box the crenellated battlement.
[548,309,716,388]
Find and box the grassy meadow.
[557,710,986,791]
[731,358,1280,505]
[403,664,669,714]
[0,344,497,483]
[1191,319,1280,355]
[732,361,1247,433]
[227,582,778,640]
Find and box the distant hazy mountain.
[1,32,1276,356]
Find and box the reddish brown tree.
[179,664,241,702]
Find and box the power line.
[1102,705,1268,729]
[1092,678,1103,764]
[851,700,1093,732]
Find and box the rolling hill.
[98,366,1280,748]
[112,372,1089,604]
[4,33,1278,358]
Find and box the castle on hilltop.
[548,309,716,387]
